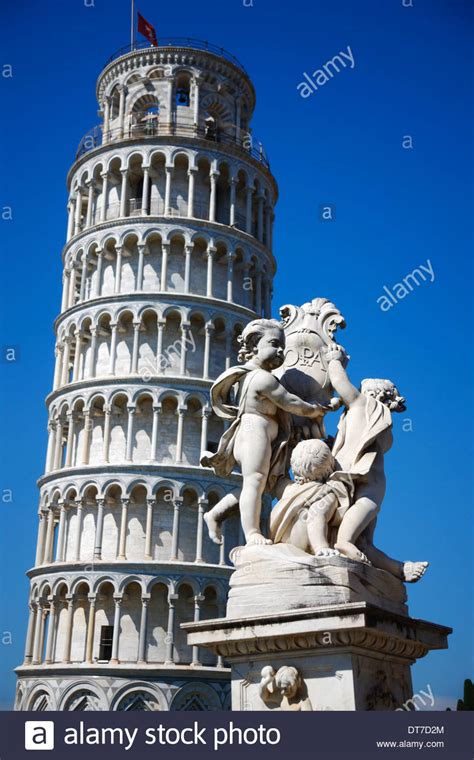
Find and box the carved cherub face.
[361,379,406,413]
[254,327,286,370]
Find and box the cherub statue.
[259,665,313,711]
[201,319,326,546]
[270,438,354,556]
[326,345,428,582]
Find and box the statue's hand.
[324,343,349,365]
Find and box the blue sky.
[1,0,472,710]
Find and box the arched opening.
[147,582,168,662]
[118,581,142,662]
[174,583,194,664]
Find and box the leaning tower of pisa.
[15,38,277,712]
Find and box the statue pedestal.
[185,601,451,711]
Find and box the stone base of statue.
[184,546,451,711]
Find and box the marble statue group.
[201,298,427,585]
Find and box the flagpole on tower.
[131,0,135,49]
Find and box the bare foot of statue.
[335,540,371,564]
[403,561,428,582]
[204,511,222,545]
[315,547,341,558]
[246,531,273,546]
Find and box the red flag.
[137,12,158,46]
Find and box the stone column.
[74,188,82,235]
[209,172,218,222]
[203,323,214,379]
[156,319,166,370]
[44,598,57,664]
[150,404,161,462]
[23,603,37,664]
[61,272,70,312]
[68,265,77,307]
[179,322,190,375]
[103,405,112,462]
[206,246,215,297]
[114,245,123,293]
[45,509,56,564]
[131,320,141,373]
[118,499,130,560]
[72,330,82,381]
[193,77,201,125]
[118,85,126,137]
[100,172,109,222]
[137,595,151,663]
[62,594,75,663]
[170,499,183,561]
[53,421,63,470]
[245,185,253,234]
[226,251,235,302]
[45,421,57,472]
[187,168,196,217]
[164,593,178,664]
[79,255,88,301]
[66,201,75,241]
[164,167,172,214]
[74,499,84,561]
[85,595,97,663]
[145,499,155,560]
[94,250,104,296]
[119,170,128,217]
[141,165,150,214]
[61,337,71,386]
[195,498,208,564]
[136,244,146,290]
[56,502,67,562]
[53,345,63,389]
[93,498,105,560]
[125,405,136,462]
[184,244,193,292]
[192,594,204,666]
[110,595,123,664]
[161,242,169,291]
[35,511,47,565]
[103,97,110,141]
[175,407,185,464]
[166,80,173,129]
[86,182,94,227]
[229,178,237,226]
[89,327,98,377]
[65,413,75,466]
[32,604,44,664]
[80,408,91,465]
[108,322,118,375]
[200,407,211,455]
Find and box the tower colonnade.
[16,40,277,713]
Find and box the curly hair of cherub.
[360,378,404,410]
[237,318,283,363]
[290,439,335,484]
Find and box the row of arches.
[68,152,274,246]
[35,482,240,566]
[18,678,227,711]
[24,575,225,670]
[53,307,248,392]
[45,389,226,472]
[61,231,272,315]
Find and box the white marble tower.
[15,38,277,711]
